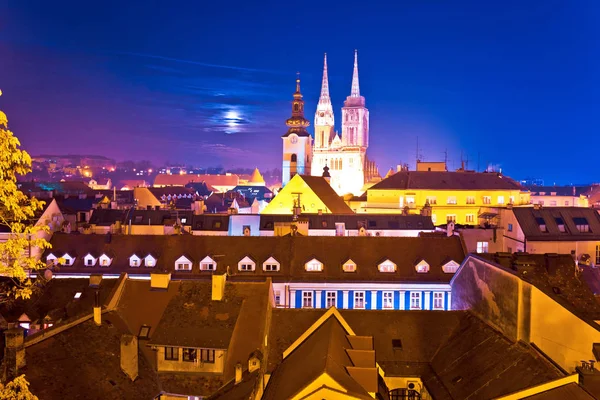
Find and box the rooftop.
[369,171,525,191]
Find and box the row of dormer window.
[45,252,460,274]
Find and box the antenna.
[416,137,420,166]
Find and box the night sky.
[1,1,598,183]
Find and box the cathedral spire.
[319,53,330,102]
[351,49,360,97]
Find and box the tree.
[0,90,51,301]
[0,375,38,400]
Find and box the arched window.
[294,104,299,112]
[291,154,297,162]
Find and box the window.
[550,201,557,206]
[86,258,94,266]
[200,349,215,363]
[383,292,393,309]
[415,260,429,273]
[378,260,396,273]
[138,325,150,339]
[200,256,216,271]
[165,347,178,361]
[354,292,365,309]
[538,200,544,205]
[555,218,566,233]
[182,348,197,362]
[426,196,437,205]
[410,292,421,310]
[497,196,505,205]
[509,196,515,204]
[536,217,547,232]
[176,263,191,271]
[442,260,460,273]
[431,214,437,224]
[101,257,109,266]
[446,215,456,223]
[326,291,337,308]
[145,255,156,267]
[465,214,474,223]
[405,196,415,205]
[565,201,570,206]
[290,153,297,162]
[274,290,281,305]
[596,245,600,265]
[447,196,457,205]
[263,257,280,271]
[302,291,313,308]
[508,223,513,232]
[74,292,82,299]
[130,255,140,267]
[476,241,489,253]
[433,292,444,310]
[574,218,590,233]
[239,263,254,271]
[343,260,357,272]
[466,196,475,205]
[238,256,255,271]
[483,196,491,204]
[305,259,323,271]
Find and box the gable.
[175,255,192,265]
[442,260,460,273]
[415,259,430,273]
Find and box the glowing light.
[179,170,185,175]
[148,169,153,173]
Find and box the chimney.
[3,328,25,383]
[120,334,139,381]
[248,350,262,373]
[447,222,455,237]
[150,273,171,290]
[212,273,227,301]
[235,362,243,384]
[93,290,101,326]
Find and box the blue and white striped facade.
[272,282,452,311]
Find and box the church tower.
[281,75,312,186]
[314,53,335,149]
[342,50,369,148]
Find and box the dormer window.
[305,258,323,272]
[46,253,58,265]
[555,217,566,233]
[574,217,590,233]
[129,254,141,268]
[84,254,97,267]
[175,255,193,271]
[342,259,357,272]
[144,255,157,268]
[200,256,216,271]
[378,259,396,273]
[62,253,76,266]
[238,256,256,272]
[99,254,112,267]
[442,260,460,274]
[415,260,430,273]
[263,257,280,272]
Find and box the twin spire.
[318,50,362,103]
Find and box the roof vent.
[392,339,402,350]
[552,287,562,295]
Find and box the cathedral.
[281,51,379,196]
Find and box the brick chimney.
[120,334,139,381]
[235,362,243,384]
[2,328,25,383]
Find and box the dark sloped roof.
[527,186,591,197]
[299,175,354,214]
[512,207,600,241]
[476,253,600,324]
[523,383,595,399]
[207,369,260,400]
[45,234,465,284]
[259,214,434,231]
[232,185,273,202]
[369,171,524,191]
[128,210,194,226]
[57,197,98,213]
[191,214,230,231]
[89,208,131,226]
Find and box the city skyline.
[1,1,598,184]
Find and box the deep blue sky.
[1,1,598,183]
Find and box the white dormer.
[175,255,193,271]
[83,253,97,267]
[263,257,280,272]
[62,253,76,266]
[342,259,357,273]
[144,254,157,268]
[200,256,216,271]
[415,260,430,273]
[238,256,256,272]
[305,258,323,272]
[99,253,113,267]
[378,259,396,273]
[129,254,141,268]
[442,260,460,274]
[46,253,58,265]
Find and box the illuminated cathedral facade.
[281,51,379,196]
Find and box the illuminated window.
[354,292,365,309]
[446,196,457,205]
[145,255,156,267]
[263,257,280,271]
[426,196,437,205]
[200,256,216,271]
[343,259,357,272]
[99,254,111,266]
[536,217,547,232]
[483,196,491,204]
[497,196,505,205]
[326,291,337,308]
[410,292,421,310]
[574,218,590,233]
[74,292,82,299]
[200,349,215,363]
[165,347,178,361]
[378,259,396,273]
[596,245,600,265]
[431,214,437,224]
[466,196,475,205]
[446,215,456,223]
[274,290,281,306]
[509,196,515,204]
[415,260,429,273]
[555,218,566,233]
[305,258,323,271]
[433,292,444,310]
[383,292,393,309]
[405,196,415,205]
[465,214,474,223]
[302,291,313,308]
[129,255,141,267]
[182,348,197,362]
[238,256,256,271]
[476,241,489,253]
[442,260,460,273]
[138,325,151,339]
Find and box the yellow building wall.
[156,347,226,374]
[261,175,336,215]
[133,187,161,209]
[529,286,600,372]
[130,225,165,235]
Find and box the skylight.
[74,292,82,299]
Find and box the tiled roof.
[512,207,600,241]
[526,185,591,197]
[45,234,465,283]
[298,175,354,214]
[259,214,434,231]
[154,174,239,188]
[369,171,525,191]
[89,208,131,226]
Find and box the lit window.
[74,292,82,299]
[343,260,356,272]
[378,260,396,273]
[483,196,491,204]
[176,263,191,271]
[476,241,489,253]
[433,292,444,310]
[442,260,460,273]
[326,291,337,308]
[426,196,437,205]
[101,258,109,266]
[182,348,197,362]
[302,291,313,308]
[536,217,547,232]
[130,255,140,267]
[574,218,590,233]
[555,218,566,233]
[405,196,415,205]
[446,215,456,223]
[200,349,215,363]
[466,196,475,205]
[200,256,216,271]
[596,245,600,266]
[497,196,505,205]
[238,256,256,271]
[138,325,151,339]
[354,292,365,309]
[305,259,323,271]
[145,256,156,267]
[565,201,570,206]
[410,292,421,310]
[509,196,515,204]
[415,260,429,273]
[447,196,457,205]
[550,201,557,206]
[465,214,474,223]
[274,290,281,306]
[383,292,393,309]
